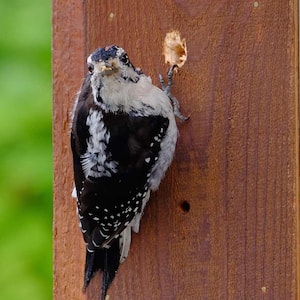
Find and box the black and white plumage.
[71,45,181,299]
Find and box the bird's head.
[87,45,139,78]
[87,45,143,105]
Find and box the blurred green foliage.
[0,0,52,299]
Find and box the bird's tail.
[83,240,120,300]
[82,218,141,298]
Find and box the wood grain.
[53,1,299,299]
[52,1,86,299]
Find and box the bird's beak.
[100,65,113,72]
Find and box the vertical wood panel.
[53,0,299,299]
[52,1,86,299]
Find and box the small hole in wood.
[179,200,190,214]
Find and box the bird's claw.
[159,65,189,121]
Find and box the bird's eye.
[120,54,129,65]
[88,64,94,73]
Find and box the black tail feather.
[83,251,96,292]
[83,240,121,300]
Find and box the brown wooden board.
[53,1,299,299]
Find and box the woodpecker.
[70,45,187,299]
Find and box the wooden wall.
[53,1,299,299]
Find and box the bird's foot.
[159,65,189,121]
